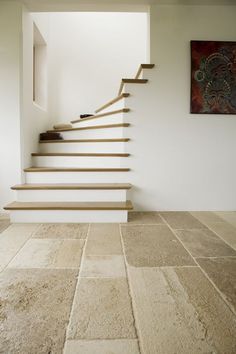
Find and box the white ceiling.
[1,0,236,12]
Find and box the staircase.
[4,64,155,222]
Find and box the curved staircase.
[4,63,155,222]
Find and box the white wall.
[21,10,51,170]
[128,4,236,211]
[0,2,22,212]
[0,4,51,211]
[48,12,148,123]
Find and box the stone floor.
[0,211,236,354]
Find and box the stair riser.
[39,142,127,154]
[25,172,130,184]
[59,127,125,140]
[16,190,127,202]
[72,114,128,128]
[9,210,128,223]
[32,156,127,168]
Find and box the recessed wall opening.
[33,23,47,109]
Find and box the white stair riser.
[39,142,127,153]
[16,189,127,202]
[60,127,126,140]
[72,114,128,128]
[33,156,128,168]
[25,172,130,184]
[9,210,128,223]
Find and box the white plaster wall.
[0,4,51,211]
[128,4,236,211]
[21,10,51,170]
[48,12,148,123]
[0,2,22,212]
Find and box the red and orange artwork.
[191,41,236,114]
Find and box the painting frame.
[190,40,236,114]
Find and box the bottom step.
[4,201,133,223]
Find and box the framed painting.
[191,40,236,114]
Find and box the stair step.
[135,63,155,79]
[39,138,130,144]
[11,183,132,190]
[118,78,148,95]
[24,167,130,172]
[95,93,130,114]
[4,201,133,211]
[32,153,130,157]
[71,108,130,124]
[47,123,130,133]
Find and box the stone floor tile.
[128,266,236,354]
[5,223,40,235]
[197,257,236,312]
[0,268,78,354]
[121,225,195,267]
[128,212,164,224]
[191,211,224,224]
[80,255,126,278]
[160,211,207,229]
[33,223,89,239]
[0,227,37,272]
[64,339,140,354]
[8,239,84,269]
[0,219,10,233]
[215,212,236,227]
[205,222,236,250]
[176,228,236,258]
[67,278,136,340]
[85,224,122,255]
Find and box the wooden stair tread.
[11,183,132,190]
[47,123,130,133]
[135,63,155,79]
[24,167,130,172]
[118,78,148,95]
[4,201,133,211]
[95,93,130,114]
[32,153,130,157]
[122,79,148,84]
[71,108,130,124]
[39,138,130,143]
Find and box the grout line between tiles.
[159,215,236,318]
[189,213,236,250]
[194,255,236,259]
[62,223,91,354]
[119,223,142,354]
[1,224,42,273]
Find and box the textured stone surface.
[4,223,40,235]
[190,211,224,224]
[0,219,10,233]
[160,212,206,229]
[0,268,78,354]
[64,339,140,354]
[121,225,195,267]
[129,266,236,354]
[68,278,136,339]
[0,224,39,272]
[215,212,236,227]
[128,212,163,224]
[81,255,126,278]
[85,224,122,255]
[197,257,236,312]
[8,239,84,269]
[33,223,89,239]
[176,228,236,257]
[204,222,236,250]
